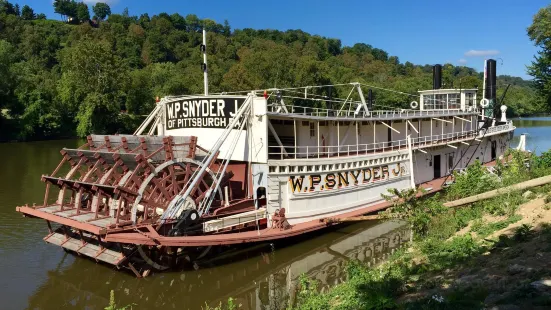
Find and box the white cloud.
[458,58,467,65]
[464,49,500,57]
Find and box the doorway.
[434,155,441,179]
[491,141,497,161]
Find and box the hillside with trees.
[0,0,543,141]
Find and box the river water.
[0,117,549,310]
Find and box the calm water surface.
[0,117,548,310]
[510,116,551,155]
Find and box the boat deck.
[15,163,491,248]
[38,205,117,228]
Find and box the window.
[424,94,434,110]
[448,153,454,172]
[309,122,315,137]
[448,94,459,109]
[465,92,475,107]
[435,94,446,109]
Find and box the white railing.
[268,121,515,160]
[480,120,515,136]
[267,104,478,119]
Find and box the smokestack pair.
[432,60,497,98]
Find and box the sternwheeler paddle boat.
[16,32,516,276]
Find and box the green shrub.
[419,235,483,271]
[446,160,499,200]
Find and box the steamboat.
[16,32,517,276]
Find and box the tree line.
[0,0,544,141]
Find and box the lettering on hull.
[289,163,408,194]
[166,97,246,129]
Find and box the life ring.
[480,98,490,108]
[410,101,419,109]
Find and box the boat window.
[448,94,460,109]
[424,94,434,110]
[309,122,315,137]
[279,166,286,173]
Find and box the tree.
[92,2,111,21]
[58,40,127,136]
[0,40,17,125]
[53,0,77,22]
[21,5,35,20]
[528,5,551,108]
[0,0,17,15]
[76,2,89,22]
[36,13,46,20]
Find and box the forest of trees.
[0,0,544,141]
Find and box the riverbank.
[287,150,551,310]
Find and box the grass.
[470,215,523,238]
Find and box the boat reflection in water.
[27,220,410,310]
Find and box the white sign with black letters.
[165,97,246,129]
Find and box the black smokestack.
[368,89,373,110]
[484,59,497,102]
[433,64,442,89]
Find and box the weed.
[202,298,242,310]
[513,224,533,242]
[446,160,499,200]
[471,215,522,238]
[381,189,446,236]
[105,290,135,310]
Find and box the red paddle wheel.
[16,134,231,275]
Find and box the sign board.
[165,97,246,129]
[288,162,409,194]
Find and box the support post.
[407,135,415,189]
[202,29,208,96]
[355,121,359,154]
[293,119,297,159]
[317,121,320,158]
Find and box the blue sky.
[17,0,548,79]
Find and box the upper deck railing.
[267,104,478,120]
[268,120,515,160]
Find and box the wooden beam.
[267,120,288,157]
[407,120,419,134]
[379,121,400,134]
[454,116,471,122]
[417,148,427,154]
[432,117,453,124]
[447,144,457,149]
